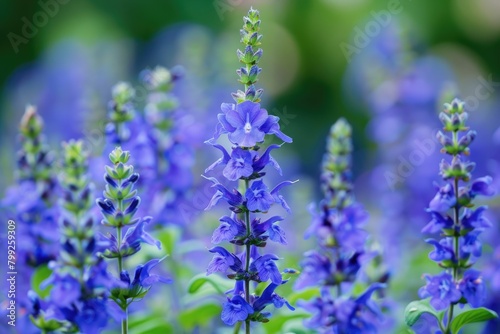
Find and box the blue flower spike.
[97,146,170,334]
[203,7,297,333]
[30,140,115,333]
[296,118,388,333]
[407,99,498,333]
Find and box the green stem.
[445,176,460,334]
[438,320,446,334]
[121,308,128,334]
[233,321,242,334]
[117,195,124,272]
[74,211,86,289]
[442,129,462,334]
[243,179,251,334]
[446,305,454,334]
[117,226,123,272]
[245,64,252,93]
[117,225,127,334]
[116,196,127,334]
[116,121,122,143]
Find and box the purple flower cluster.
[96,146,171,332]
[343,21,457,273]
[203,8,296,332]
[105,66,195,225]
[0,106,59,332]
[30,140,115,333]
[415,99,495,330]
[2,106,59,267]
[296,119,386,333]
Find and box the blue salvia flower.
[30,140,115,333]
[96,146,171,334]
[407,99,498,333]
[203,8,296,333]
[0,106,59,333]
[296,119,387,333]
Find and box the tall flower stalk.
[140,65,196,223]
[96,147,171,334]
[406,99,498,333]
[105,68,196,225]
[203,8,296,333]
[296,119,386,333]
[1,106,59,332]
[30,140,114,333]
[10,105,59,266]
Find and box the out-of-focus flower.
[296,119,388,332]
[0,106,60,333]
[30,140,114,333]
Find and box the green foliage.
[30,315,69,332]
[450,308,498,334]
[157,226,181,257]
[31,265,52,298]
[262,311,311,334]
[287,287,319,304]
[187,273,229,295]
[127,313,174,334]
[179,303,221,330]
[280,318,316,334]
[404,299,443,327]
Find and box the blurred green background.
[1,0,499,181]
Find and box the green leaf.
[157,226,181,256]
[262,311,310,334]
[450,307,498,334]
[278,317,316,334]
[130,319,172,334]
[178,303,221,330]
[31,265,52,298]
[288,287,320,304]
[187,274,226,295]
[404,299,442,327]
[128,312,173,334]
